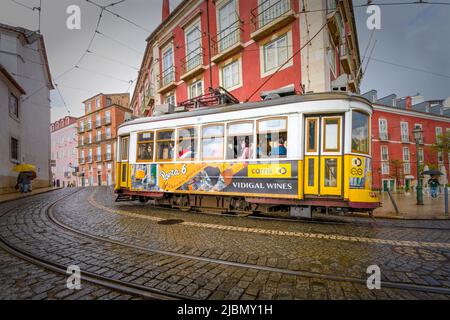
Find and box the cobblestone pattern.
[0,188,449,300]
[56,188,450,294]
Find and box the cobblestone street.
[1,187,450,300]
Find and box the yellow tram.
[115,93,379,217]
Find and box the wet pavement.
[0,187,449,300]
[373,191,450,219]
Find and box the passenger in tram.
[141,145,152,160]
[239,136,251,160]
[271,137,287,157]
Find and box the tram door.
[304,116,343,197]
[118,136,130,188]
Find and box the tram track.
[0,190,187,300]
[51,191,450,296]
[1,189,450,299]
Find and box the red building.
[132,0,361,116]
[77,93,132,187]
[365,90,450,192]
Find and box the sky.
[0,0,449,122]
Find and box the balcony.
[339,42,352,74]
[250,0,296,41]
[95,120,102,128]
[86,122,93,131]
[104,117,111,126]
[78,126,85,133]
[87,156,93,163]
[141,87,155,113]
[180,47,206,82]
[401,135,410,143]
[104,153,112,161]
[212,20,244,63]
[158,66,177,94]
[96,154,102,162]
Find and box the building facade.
[0,24,53,194]
[131,0,361,116]
[50,117,78,188]
[77,93,131,187]
[364,90,450,192]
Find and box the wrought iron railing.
[181,47,203,75]
[212,20,242,56]
[251,0,293,32]
[160,65,176,87]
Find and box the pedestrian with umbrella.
[13,164,36,193]
[422,170,443,199]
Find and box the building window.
[96,98,101,109]
[403,147,410,161]
[436,127,443,143]
[106,144,112,161]
[97,131,102,142]
[327,42,337,76]
[10,137,19,163]
[403,163,411,175]
[165,93,176,106]
[189,80,203,99]
[351,111,369,154]
[221,59,240,90]
[105,111,111,124]
[162,46,175,85]
[263,34,288,73]
[86,102,91,113]
[414,124,423,144]
[88,133,92,144]
[379,119,388,140]
[381,162,389,175]
[9,93,19,119]
[381,146,389,161]
[97,146,102,162]
[96,114,101,127]
[106,127,111,140]
[185,22,202,72]
[217,0,239,52]
[400,122,409,142]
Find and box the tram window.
[201,125,224,160]
[308,159,315,187]
[323,118,340,152]
[257,118,287,159]
[226,122,254,160]
[324,158,338,187]
[120,137,129,161]
[306,118,318,152]
[156,130,175,162]
[352,111,369,154]
[177,127,197,161]
[136,132,154,162]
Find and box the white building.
[0,24,53,194]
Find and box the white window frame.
[189,79,203,99]
[381,145,389,161]
[184,19,202,72]
[161,44,175,85]
[381,162,389,175]
[400,121,409,142]
[260,32,292,77]
[165,92,176,106]
[220,57,242,91]
[402,146,410,162]
[10,136,20,164]
[403,162,411,175]
[378,119,388,140]
[436,127,443,142]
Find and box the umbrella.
[421,170,443,176]
[12,164,36,173]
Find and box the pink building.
[50,116,78,187]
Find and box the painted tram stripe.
[88,193,450,249]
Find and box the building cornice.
[373,103,450,123]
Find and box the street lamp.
[413,126,424,205]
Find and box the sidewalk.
[370,192,450,219]
[0,187,61,204]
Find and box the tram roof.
[119,92,371,130]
